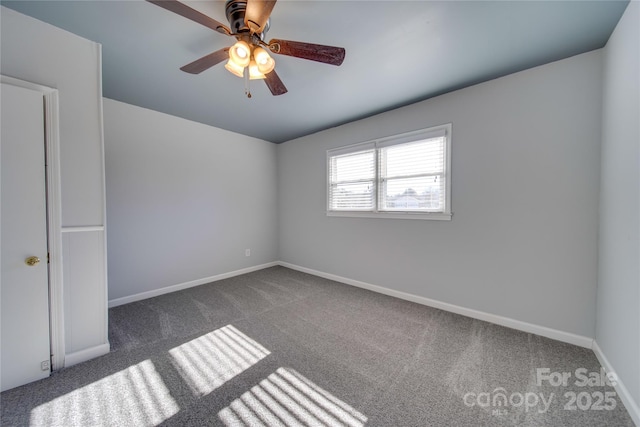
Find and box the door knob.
[25,256,40,266]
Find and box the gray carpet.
[1,266,635,426]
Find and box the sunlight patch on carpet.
[29,359,178,426]
[169,324,270,397]
[218,367,367,427]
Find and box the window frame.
[326,124,452,220]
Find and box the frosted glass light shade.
[253,47,275,74]
[229,41,251,68]
[248,60,266,80]
[224,59,245,78]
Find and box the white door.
[1,82,51,392]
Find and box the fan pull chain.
[243,66,252,98]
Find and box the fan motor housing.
[225,0,269,37]
[225,0,248,33]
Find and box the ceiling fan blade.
[180,48,229,74]
[245,0,277,34]
[264,70,287,96]
[147,0,230,35]
[268,39,345,66]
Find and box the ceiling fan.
[147,0,346,97]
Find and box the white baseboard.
[108,262,279,308]
[65,343,110,368]
[278,261,594,349]
[592,341,640,426]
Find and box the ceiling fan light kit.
[226,41,272,81]
[148,0,345,97]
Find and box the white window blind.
[379,136,445,212]
[328,149,376,211]
[327,124,451,220]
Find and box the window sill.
[326,211,452,221]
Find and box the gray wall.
[597,0,640,407]
[104,99,278,301]
[278,50,603,338]
[1,7,104,227]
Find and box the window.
[327,124,451,220]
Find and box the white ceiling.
[1,0,629,143]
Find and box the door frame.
[1,75,65,370]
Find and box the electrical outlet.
[245,249,251,257]
[41,360,50,371]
